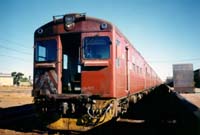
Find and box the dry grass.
[0,86,32,91]
[0,86,33,108]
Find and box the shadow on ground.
[0,104,47,134]
[87,85,200,135]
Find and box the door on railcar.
[125,47,130,92]
[61,33,81,93]
[34,36,62,95]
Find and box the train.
[32,13,162,131]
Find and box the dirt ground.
[0,86,33,108]
[181,93,200,108]
[0,129,40,135]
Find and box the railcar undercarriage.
[34,88,152,131]
[34,94,117,131]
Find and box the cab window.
[83,36,110,59]
[35,40,57,62]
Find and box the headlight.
[63,13,86,31]
[64,16,75,24]
[64,15,75,30]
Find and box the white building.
[0,73,13,86]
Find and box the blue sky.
[0,0,200,80]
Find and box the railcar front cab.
[33,13,115,131]
[33,14,112,95]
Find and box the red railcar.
[33,13,162,131]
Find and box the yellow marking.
[48,99,116,131]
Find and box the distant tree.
[11,72,24,86]
[11,72,17,77]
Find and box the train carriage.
[33,13,162,131]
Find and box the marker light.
[37,28,43,34]
[100,23,108,30]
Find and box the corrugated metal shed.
[173,64,194,93]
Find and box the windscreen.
[83,36,110,59]
[35,40,57,62]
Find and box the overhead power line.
[0,54,31,62]
[0,37,31,50]
[0,43,32,55]
[149,58,200,63]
